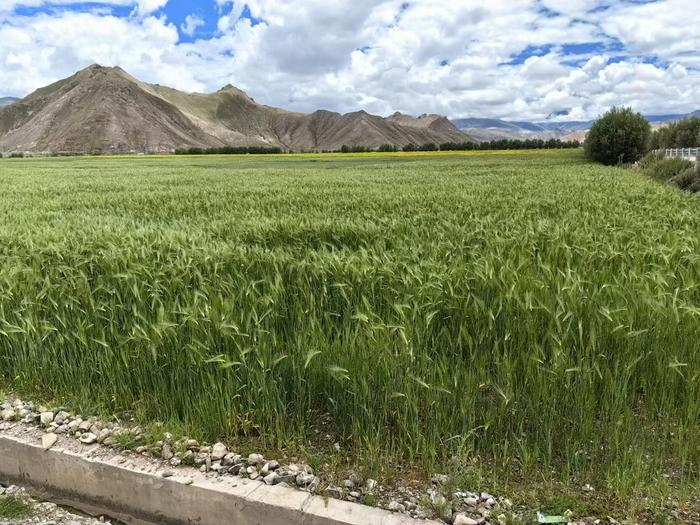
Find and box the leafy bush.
[638,153,693,181]
[637,152,664,170]
[585,107,651,165]
[668,165,700,193]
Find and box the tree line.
[585,108,700,166]
[650,117,700,150]
[175,146,284,155]
[174,139,581,156]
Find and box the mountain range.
[2,65,698,154]
[0,97,19,108]
[0,65,469,154]
[451,110,700,142]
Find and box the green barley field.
[1,151,699,501]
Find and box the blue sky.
[0,0,698,120]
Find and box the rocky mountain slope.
[0,65,470,154]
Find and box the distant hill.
[451,111,700,142]
[451,117,593,141]
[0,65,472,154]
[0,97,19,108]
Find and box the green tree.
[584,107,651,165]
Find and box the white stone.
[454,515,480,525]
[40,411,54,426]
[211,442,227,461]
[42,433,58,450]
[263,472,279,485]
[247,453,264,466]
[79,432,97,444]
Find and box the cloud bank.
[0,0,698,120]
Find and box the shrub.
[585,107,651,165]
[637,152,665,171]
[638,153,693,181]
[668,165,700,193]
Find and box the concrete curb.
[0,434,440,525]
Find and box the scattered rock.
[162,442,174,460]
[247,453,264,466]
[79,432,98,444]
[97,428,112,444]
[211,442,227,461]
[295,472,316,487]
[326,486,344,499]
[194,452,209,466]
[40,411,55,426]
[42,433,58,450]
[54,410,70,425]
[276,472,297,484]
[454,515,480,525]
[431,493,447,507]
[388,500,405,512]
[184,439,199,449]
[431,473,449,485]
[263,472,279,485]
[307,477,320,492]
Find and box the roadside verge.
[0,433,437,525]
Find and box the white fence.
[663,148,699,162]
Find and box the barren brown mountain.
[0,65,471,154]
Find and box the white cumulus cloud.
[0,0,699,121]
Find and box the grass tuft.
[0,495,33,519]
